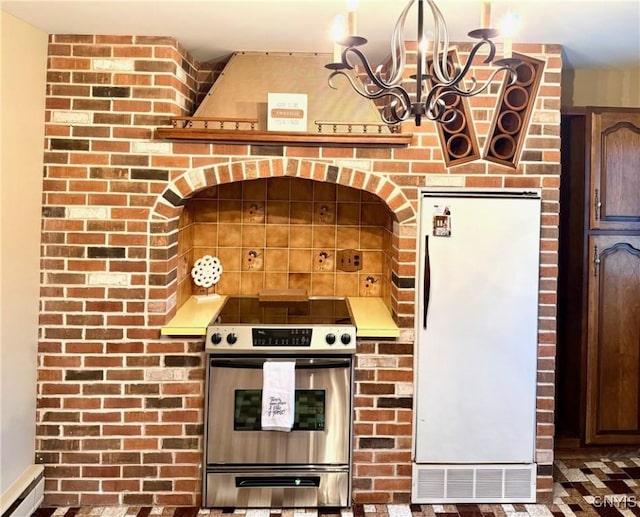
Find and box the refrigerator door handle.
[423,235,431,329]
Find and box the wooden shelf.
[346,297,400,338]
[160,295,227,336]
[154,128,413,147]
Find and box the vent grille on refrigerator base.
[412,464,536,503]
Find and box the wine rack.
[483,53,545,168]
[427,49,481,168]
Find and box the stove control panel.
[206,325,356,353]
[252,328,313,347]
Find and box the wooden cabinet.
[585,235,640,444]
[556,107,640,445]
[588,110,640,230]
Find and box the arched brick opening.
[146,157,417,326]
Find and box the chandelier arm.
[328,68,413,115]
[382,100,410,125]
[387,0,415,86]
[426,0,451,83]
[423,84,450,121]
[328,69,370,96]
[373,92,414,122]
[461,38,497,74]
[430,39,505,95]
[342,47,403,91]
[452,39,496,88]
[448,65,516,97]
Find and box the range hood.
[194,51,391,134]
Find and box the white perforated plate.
[191,255,223,289]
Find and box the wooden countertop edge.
[346,297,400,338]
[160,295,227,337]
[355,329,401,338]
[161,295,399,339]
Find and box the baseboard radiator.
[1,465,45,517]
[412,464,536,503]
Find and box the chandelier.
[325,0,519,126]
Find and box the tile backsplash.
[177,177,393,305]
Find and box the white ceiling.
[2,0,639,70]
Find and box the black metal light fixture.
[326,0,520,127]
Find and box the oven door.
[206,355,352,466]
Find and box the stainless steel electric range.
[203,296,356,508]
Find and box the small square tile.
[525,505,554,517]
[290,202,313,225]
[266,177,290,200]
[565,470,590,483]
[604,480,634,494]
[245,510,270,517]
[622,468,640,479]
[290,225,313,247]
[266,201,291,225]
[387,505,412,517]
[266,225,289,247]
[588,474,608,489]
[102,508,129,517]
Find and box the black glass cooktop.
[213,296,352,326]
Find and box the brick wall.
[37,34,561,506]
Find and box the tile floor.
[32,455,640,517]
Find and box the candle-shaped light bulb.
[419,32,433,76]
[331,14,346,62]
[347,0,358,36]
[480,2,492,29]
[500,11,519,58]
[504,36,512,58]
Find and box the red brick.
[79,493,120,505]
[123,438,159,450]
[103,398,142,409]
[155,493,197,506]
[82,412,122,423]
[159,465,199,478]
[101,479,140,492]
[124,411,159,423]
[82,466,120,478]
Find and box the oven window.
[234,390,326,431]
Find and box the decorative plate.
[190,255,223,289]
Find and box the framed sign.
[267,93,307,132]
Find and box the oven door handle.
[235,476,320,488]
[210,358,351,369]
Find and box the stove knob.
[325,333,336,345]
[210,333,222,345]
[226,333,238,345]
[340,333,352,345]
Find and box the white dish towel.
[261,360,296,432]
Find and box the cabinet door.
[585,235,640,444]
[589,109,640,230]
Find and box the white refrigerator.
[412,189,541,503]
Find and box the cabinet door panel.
[586,235,640,444]
[589,110,640,230]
